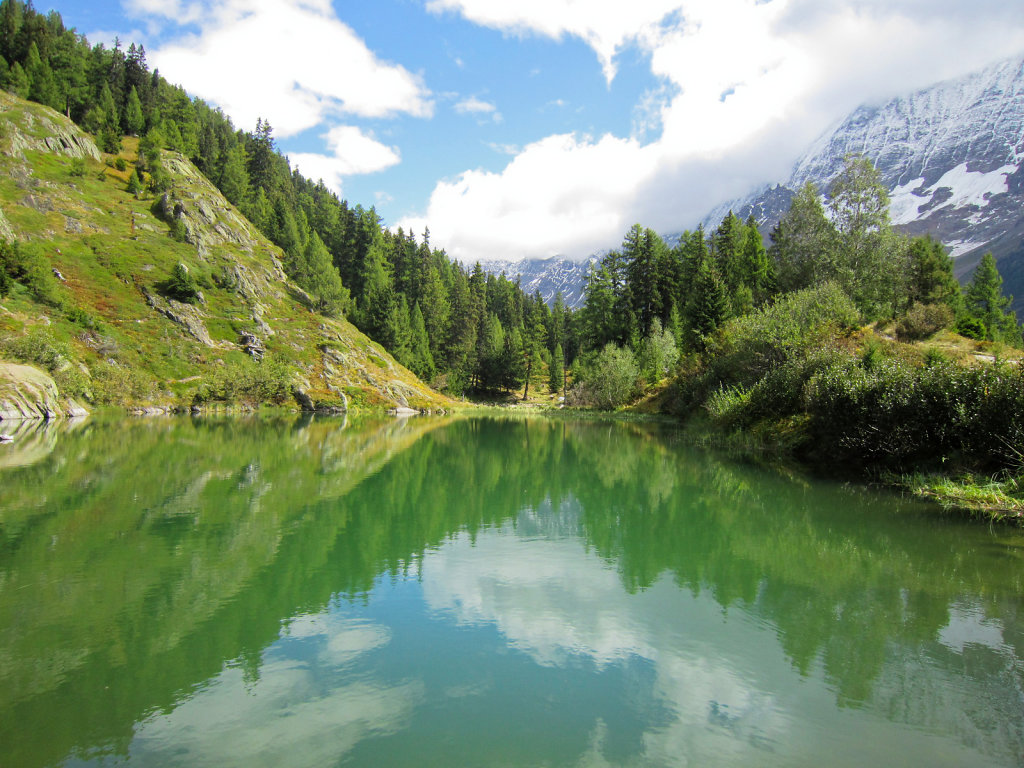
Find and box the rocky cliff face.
[703,54,1024,310]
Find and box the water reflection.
[0,414,1021,767]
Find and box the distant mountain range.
[488,54,1024,313]
[703,53,1024,312]
[481,256,597,309]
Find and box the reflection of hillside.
[0,415,1021,766]
[0,413,452,768]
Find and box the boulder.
[0,362,88,421]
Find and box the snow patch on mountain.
[889,163,1017,225]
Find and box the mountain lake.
[0,413,1021,767]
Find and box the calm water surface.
[0,413,1022,767]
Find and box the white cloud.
[426,0,683,83]
[124,0,204,24]
[400,132,662,261]
[288,125,401,194]
[407,0,1024,262]
[454,96,503,125]
[454,96,497,115]
[137,0,433,137]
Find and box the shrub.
[804,357,1024,471]
[567,343,640,409]
[0,326,68,371]
[88,361,155,405]
[896,302,954,341]
[193,355,293,407]
[956,316,986,340]
[705,282,859,390]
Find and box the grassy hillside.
[0,92,449,412]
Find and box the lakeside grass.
[897,472,1024,523]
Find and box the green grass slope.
[0,92,448,411]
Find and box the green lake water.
[0,413,1022,767]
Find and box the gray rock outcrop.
[0,362,88,421]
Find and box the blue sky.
[49,1,1024,262]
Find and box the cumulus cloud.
[407,0,1024,261]
[135,0,433,137]
[288,126,401,194]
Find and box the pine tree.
[905,235,961,312]
[741,215,771,301]
[123,85,144,135]
[686,254,730,348]
[25,40,59,109]
[965,253,1018,343]
[4,59,27,97]
[407,302,436,381]
[298,232,349,316]
[218,144,249,207]
[549,342,564,395]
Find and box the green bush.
[804,358,1024,471]
[896,302,954,340]
[705,282,859,389]
[567,343,640,409]
[0,326,68,371]
[166,262,200,303]
[88,361,155,405]
[0,326,90,401]
[956,316,986,340]
[193,355,292,407]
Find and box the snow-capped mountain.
[480,256,597,309]
[484,55,1024,314]
[704,53,1024,311]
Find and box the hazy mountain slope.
[703,54,1024,311]
[0,92,446,411]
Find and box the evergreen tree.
[549,342,564,395]
[4,59,27,97]
[297,231,349,316]
[247,117,276,193]
[686,254,730,348]
[0,0,24,61]
[741,215,772,301]
[965,253,1019,343]
[407,302,436,381]
[24,40,58,109]
[905,235,961,312]
[218,144,249,207]
[123,84,144,135]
